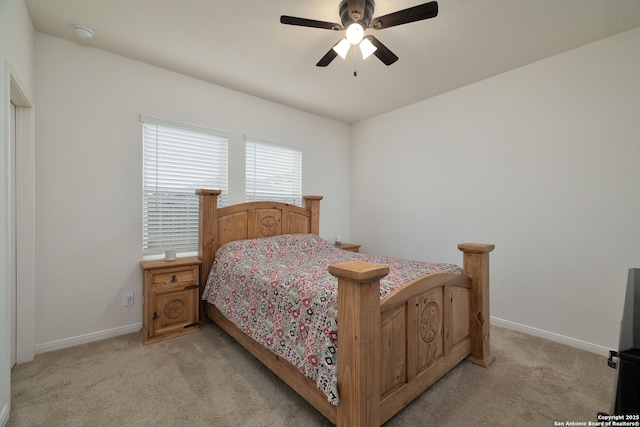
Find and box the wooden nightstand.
[335,243,361,253]
[140,257,201,345]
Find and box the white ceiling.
[25,0,640,124]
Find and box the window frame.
[141,115,228,259]
[245,136,303,206]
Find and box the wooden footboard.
[196,189,494,426]
[329,243,494,426]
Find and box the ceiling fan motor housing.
[339,0,375,28]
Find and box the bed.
[197,189,494,426]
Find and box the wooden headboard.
[196,189,322,287]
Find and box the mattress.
[202,233,462,405]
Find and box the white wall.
[34,33,351,351]
[25,2,640,363]
[0,0,35,424]
[351,27,640,353]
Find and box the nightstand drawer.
[149,266,198,287]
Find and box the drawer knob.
[171,275,178,283]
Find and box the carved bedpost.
[458,243,495,367]
[196,189,221,308]
[303,196,322,235]
[328,261,389,427]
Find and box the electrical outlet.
[123,292,134,307]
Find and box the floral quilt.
[202,233,462,406]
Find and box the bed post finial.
[303,196,322,235]
[458,243,495,367]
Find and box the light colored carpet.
[8,324,615,426]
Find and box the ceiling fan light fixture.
[345,23,364,44]
[333,38,351,59]
[359,38,377,59]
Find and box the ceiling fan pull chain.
[353,45,358,76]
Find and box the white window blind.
[246,137,302,206]
[142,116,228,257]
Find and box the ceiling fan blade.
[316,45,340,67]
[347,0,367,21]
[280,15,343,30]
[365,35,398,65]
[370,1,438,30]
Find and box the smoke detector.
[73,25,95,40]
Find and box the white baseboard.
[0,402,9,427]
[34,323,142,355]
[491,317,612,357]
[31,318,612,357]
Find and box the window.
[246,137,302,206]
[142,116,228,258]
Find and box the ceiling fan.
[280,0,438,67]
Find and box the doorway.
[9,69,35,365]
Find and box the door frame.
[7,61,35,364]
